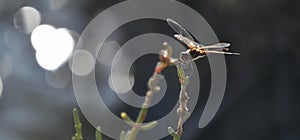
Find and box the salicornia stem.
[124,43,175,140]
[73,108,83,140]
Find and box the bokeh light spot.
[45,66,71,88]
[32,25,74,71]
[13,6,41,34]
[31,24,56,51]
[69,50,95,76]
[108,72,135,94]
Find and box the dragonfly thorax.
[189,48,206,60]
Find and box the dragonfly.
[166,18,240,60]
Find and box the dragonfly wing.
[201,43,231,49]
[166,18,194,41]
[175,34,204,49]
[206,50,240,55]
[192,41,205,48]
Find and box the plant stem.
[172,56,191,140]
[123,43,175,140]
[127,73,160,140]
[73,108,83,140]
[175,85,190,140]
[95,127,102,140]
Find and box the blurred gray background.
[0,0,299,140]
